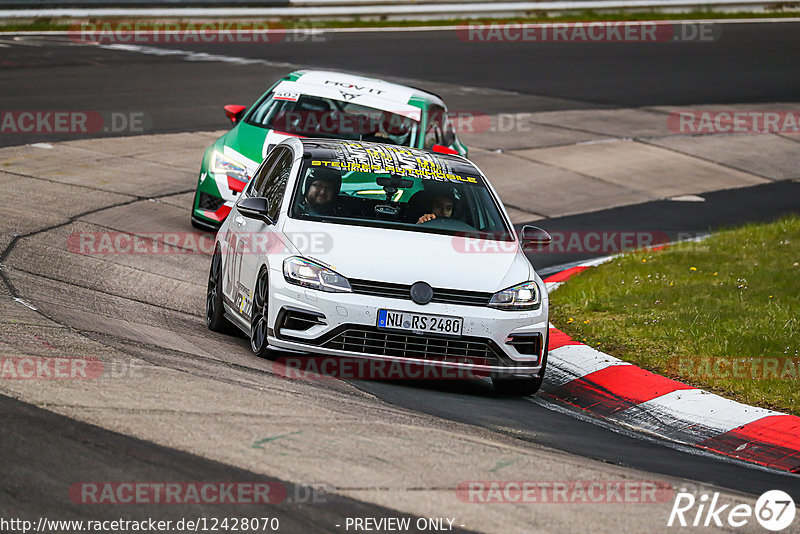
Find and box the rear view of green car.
[191,69,469,230]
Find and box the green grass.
[1,11,799,32]
[550,215,800,415]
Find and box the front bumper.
[192,170,247,226]
[266,269,548,378]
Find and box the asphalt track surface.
[528,180,800,272]
[2,25,800,526]
[0,395,464,534]
[1,21,800,147]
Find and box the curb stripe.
[549,364,694,417]
[606,389,777,446]
[698,415,800,473]
[548,328,583,350]
[543,265,588,283]
[547,336,630,387]
[546,256,800,473]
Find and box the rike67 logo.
[668,490,796,531]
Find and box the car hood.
[281,219,532,293]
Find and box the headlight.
[489,281,540,310]
[211,151,248,180]
[283,257,352,293]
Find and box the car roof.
[285,70,445,107]
[296,138,479,178]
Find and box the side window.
[441,109,456,146]
[257,150,293,221]
[247,148,284,197]
[423,105,445,150]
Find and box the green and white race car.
[191,70,469,230]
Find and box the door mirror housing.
[520,225,552,250]
[237,197,273,223]
[224,104,247,124]
[432,144,459,155]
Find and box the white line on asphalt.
[95,43,295,68]
[669,194,706,201]
[13,297,38,311]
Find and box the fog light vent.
[278,308,326,333]
[505,333,542,359]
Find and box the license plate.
[377,309,463,337]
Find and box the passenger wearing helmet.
[298,167,342,216]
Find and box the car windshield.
[289,156,513,241]
[246,92,418,147]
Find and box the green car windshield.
[246,93,419,147]
[289,163,514,241]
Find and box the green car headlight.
[283,257,352,293]
[489,281,540,310]
[211,150,247,180]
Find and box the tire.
[206,248,236,334]
[492,332,549,396]
[492,376,542,396]
[250,266,273,359]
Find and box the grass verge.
[0,11,799,33]
[549,215,800,415]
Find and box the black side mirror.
[237,197,273,223]
[520,225,552,251]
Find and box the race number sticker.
[274,91,300,102]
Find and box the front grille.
[349,278,492,307]
[198,192,225,212]
[321,326,503,366]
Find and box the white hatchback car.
[206,138,552,395]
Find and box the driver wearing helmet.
[298,167,342,216]
[362,111,412,146]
